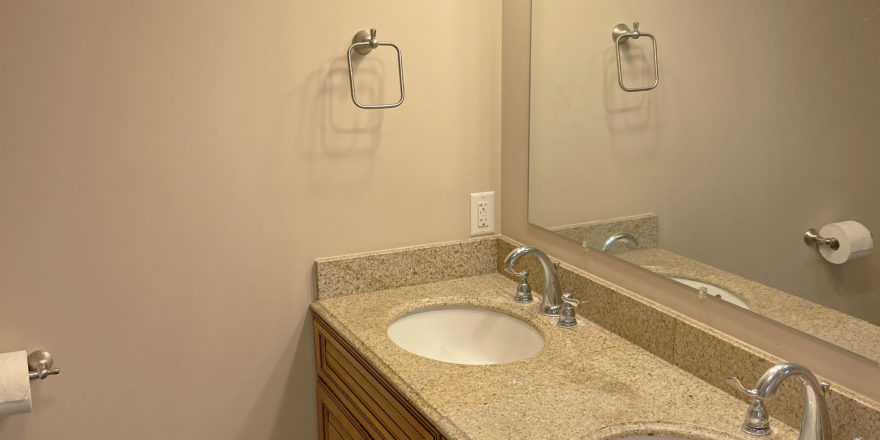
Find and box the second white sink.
[387,306,544,365]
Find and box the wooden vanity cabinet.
[313,314,446,440]
[317,381,369,440]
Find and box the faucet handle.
[505,265,525,277]
[557,293,579,328]
[513,271,533,304]
[741,399,772,436]
[725,377,758,397]
[726,377,772,436]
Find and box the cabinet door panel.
[314,314,444,440]
[317,380,368,440]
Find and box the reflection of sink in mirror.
[671,277,750,310]
[387,306,544,365]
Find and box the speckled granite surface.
[617,248,880,366]
[313,236,880,439]
[315,236,498,299]
[311,274,799,440]
[549,213,658,254]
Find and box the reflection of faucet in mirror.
[601,232,639,253]
[503,247,563,316]
[727,362,831,440]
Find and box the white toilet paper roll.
[0,350,32,417]
[819,221,874,265]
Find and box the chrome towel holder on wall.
[347,28,405,109]
[611,21,659,92]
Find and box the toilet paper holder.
[804,228,840,251]
[27,350,60,381]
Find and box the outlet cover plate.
[470,191,495,236]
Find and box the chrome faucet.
[727,362,831,440]
[503,247,563,316]
[601,232,639,253]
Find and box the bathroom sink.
[614,436,718,440]
[614,437,688,440]
[671,277,750,310]
[589,422,736,440]
[387,306,544,365]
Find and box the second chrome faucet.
[503,246,564,317]
[727,362,831,440]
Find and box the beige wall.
[0,1,500,439]
[527,0,880,321]
[502,0,880,401]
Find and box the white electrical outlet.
[470,191,495,236]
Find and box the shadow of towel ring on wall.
[347,28,405,109]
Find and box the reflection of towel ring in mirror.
[347,28,405,109]
[611,22,659,92]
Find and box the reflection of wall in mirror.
[528,0,880,323]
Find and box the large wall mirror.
[528,0,880,365]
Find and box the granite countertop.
[616,248,880,365]
[311,273,799,440]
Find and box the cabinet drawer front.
[318,380,369,440]
[314,314,443,440]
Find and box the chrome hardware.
[804,228,840,251]
[557,293,579,328]
[697,285,723,300]
[512,270,534,303]
[611,21,659,92]
[742,400,772,436]
[697,286,710,299]
[726,377,758,397]
[611,23,635,43]
[27,350,60,381]
[728,363,831,440]
[347,28,405,109]
[503,247,564,316]
[351,29,378,55]
[601,232,639,253]
[726,377,772,436]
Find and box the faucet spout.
[753,363,831,440]
[601,232,639,253]
[503,247,563,316]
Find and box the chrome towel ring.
[347,28,405,109]
[611,22,659,92]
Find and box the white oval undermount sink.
[671,277,750,310]
[590,422,735,440]
[613,435,717,440]
[615,437,687,440]
[387,306,544,365]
